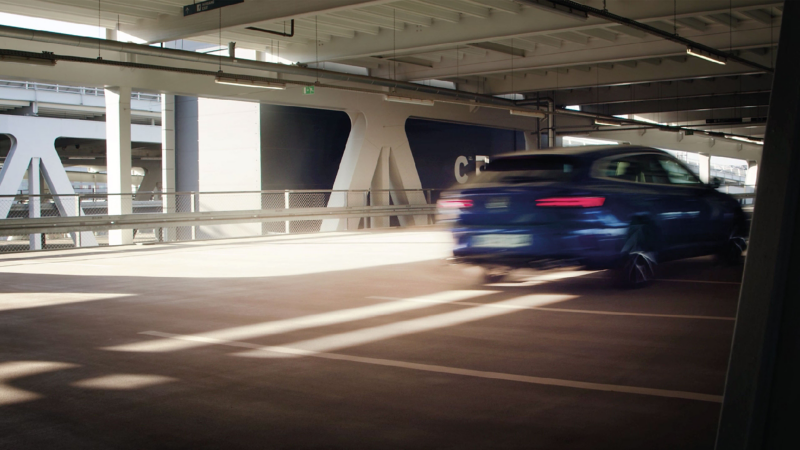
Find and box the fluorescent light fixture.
[0,54,56,66]
[686,47,726,65]
[510,109,546,119]
[727,135,764,145]
[594,120,623,127]
[383,95,435,106]
[214,75,286,90]
[68,156,96,160]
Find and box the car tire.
[481,266,509,284]
[615,223,657,288]
[717,236,746,266]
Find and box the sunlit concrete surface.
[0,228,743,449]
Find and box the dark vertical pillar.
[174,96,199,193]
[716,2,800,448]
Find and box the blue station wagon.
[438,146,747,286]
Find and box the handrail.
[0,189,436,199]
[0,204,437,235]
[0,79,160,102]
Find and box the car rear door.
[594,153,706,254]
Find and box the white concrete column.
[746,160,759,187]
[28,157,41,250]
[698,152,711,184]
[197,98,261,238]
[322,111,426,232]
[523,131,538,151]
[0,120,98,247]
[161,94,177,241]
[105,86,133,245]
[370,147,391,228]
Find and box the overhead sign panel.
[184,0,244,17]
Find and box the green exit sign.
[303,86,315,95]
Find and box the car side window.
[632,154,671,184]
[598,157,642,182]
[656,157,703,185]
[598,154,669,184]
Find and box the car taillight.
[437,199,474,209]
[536,197,605,208]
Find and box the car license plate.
[472,234,531,248]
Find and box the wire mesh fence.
[0,189,438,253]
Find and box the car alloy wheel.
[617,223,657,287]
[623,251,656,286]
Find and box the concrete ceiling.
[0,0,781,139]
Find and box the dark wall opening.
[260,105,351,190]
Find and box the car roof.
[492,145,668,161]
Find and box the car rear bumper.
[451,225,628,269]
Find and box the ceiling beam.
[493,38,538,52]
[706,13,742,28]
[676,17,709,31]
[357,5,434,26]
[580,92,771,116]
[420,0,491,19]
[549,31,590,45]
[467,42,526,57]
[519,35,562,48]
[316,15,383,34]
[464,0,523,15]
[121,0,395,44]
[522,74,773,106]
[577,28,618,42]
[329,10,409,29]
[740,9,775,25]
[391,1,462,23]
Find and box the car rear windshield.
[470,155,581,184]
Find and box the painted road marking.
[655,279,741,285]
[235,294,575,358]
[144,331,722,403]
[368,296,735,321]
[105,290,497,353]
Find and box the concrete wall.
[406,119,525,189]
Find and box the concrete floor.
[0,229,743,449]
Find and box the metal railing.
[0,189,441,253]
[0,79,161,102]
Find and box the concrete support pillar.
[196,98,261,238]
[523,131,538,151]
[745,160,759,187]
[322,111,425,232]
[105,86,133,245]
[134,162,161,200]
[28,157,41,250]
[370,147,390,228]
[716,3,800,448]
[0,123,97,247]
[698,152,711,184]
[161,94,177,241]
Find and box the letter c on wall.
[454,156,469,184]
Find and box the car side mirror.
[709,177,722,189]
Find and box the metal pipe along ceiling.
[0,24,518,109]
